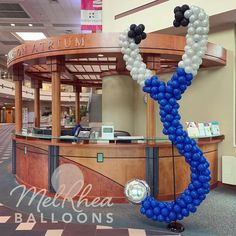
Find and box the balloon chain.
[120,5,211,223]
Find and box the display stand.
[167,142,185,233]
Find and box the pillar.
[32,80,42,128]
[146,94,156,144]
[47,56,65,143]
[75,86,81,123]
[13,64,24,134]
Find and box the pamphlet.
[186,122,199,137]
[204,123,212,136]
[198,123,206,137]
[210,121,220,136]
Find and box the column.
[75,86,81,123]
[47,56,65,143]
[13,64,24,134]
[32,80,42,128]
[146,94,156,144]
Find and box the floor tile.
[45,229,64,236]
[16,222,36,230]
[0,216,11,223]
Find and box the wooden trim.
[114,0,169,20]
[34,87,40,127]
[146,94,156,144]
[15,80,22,133]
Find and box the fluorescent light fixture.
[10,23,15,26]
[98,54,104,57]
[28,23,33,27]
[15,32,46,41]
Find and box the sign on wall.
[81,0,102,31]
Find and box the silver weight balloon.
[124,179,150,204]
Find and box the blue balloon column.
[141,68,211,223]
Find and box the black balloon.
[174,6,181,13]
[135,26,143,35]
[181,18,189,27]
[175,11,184,21]
[139,24,145,32]
[173,19,181,27]
[135,35,142,44]
[181,4,190,12]
[130,24,136,30]
[128,30,136,38]
[141,32,147,39]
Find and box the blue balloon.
[173,204,181,213]
[186,73,193,81]
[143,86,151,93]
[178,76,186,84]
[146,209,154,218]
[151,76,160,86]
[166,85,173,93]
[165,93,172,99]
[144,79,152,86]
[159,85,166,92]
[159,99,168,106]
[151,87,159,94]
[161,208,169,217]
[157,92,165,100]
[176,67,186,76]
[153,207,160,215]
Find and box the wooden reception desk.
[12,135,224,202]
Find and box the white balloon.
[192,42,200,50]
[197,50,205,57]
[192,55,201,64]
[140,63,146,69]
[125,48,131,55]
[198,12,206,21]
[183,58,191,66]
[131,67,138,74]
[178,61,184,68]
[202,19,209,27]
[129,42,138,50]
[188,27,195,35]
[192,6,200,15]
[122,41,129,48]
[192,63,199,70]
[133,61,141,67]
[193,20,200,28]
[138,68,146,74]
[186,48,195,56]
[196,27,204,34]
[185,66,193,73]
[182,54,188,60]
[192,70,197,76]
[193,34,201,42]
[130,51,138,58]
[139,80,145,87]
[123,55,129,61]
[189,15,196,23]
[138,74,144,80]
[126,65,132,71]
[184,10,192,18]
[187,37,194,45]
[199,39,207,46]
[127,57,134,65]
[202,27,209,34]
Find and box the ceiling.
[0,0,83,62]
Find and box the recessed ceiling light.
[5,54,7,57]
[15,32,47,41]
[28,23,33,27]
[10,23,15,26]
[98,54,104,57]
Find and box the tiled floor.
[0,124,179,236]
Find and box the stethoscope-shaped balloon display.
[120,5,211,223]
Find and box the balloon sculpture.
[120,5,211,223]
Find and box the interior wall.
[102,75,135,134]
[103,0,236,33]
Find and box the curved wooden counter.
[12,136,223,202]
